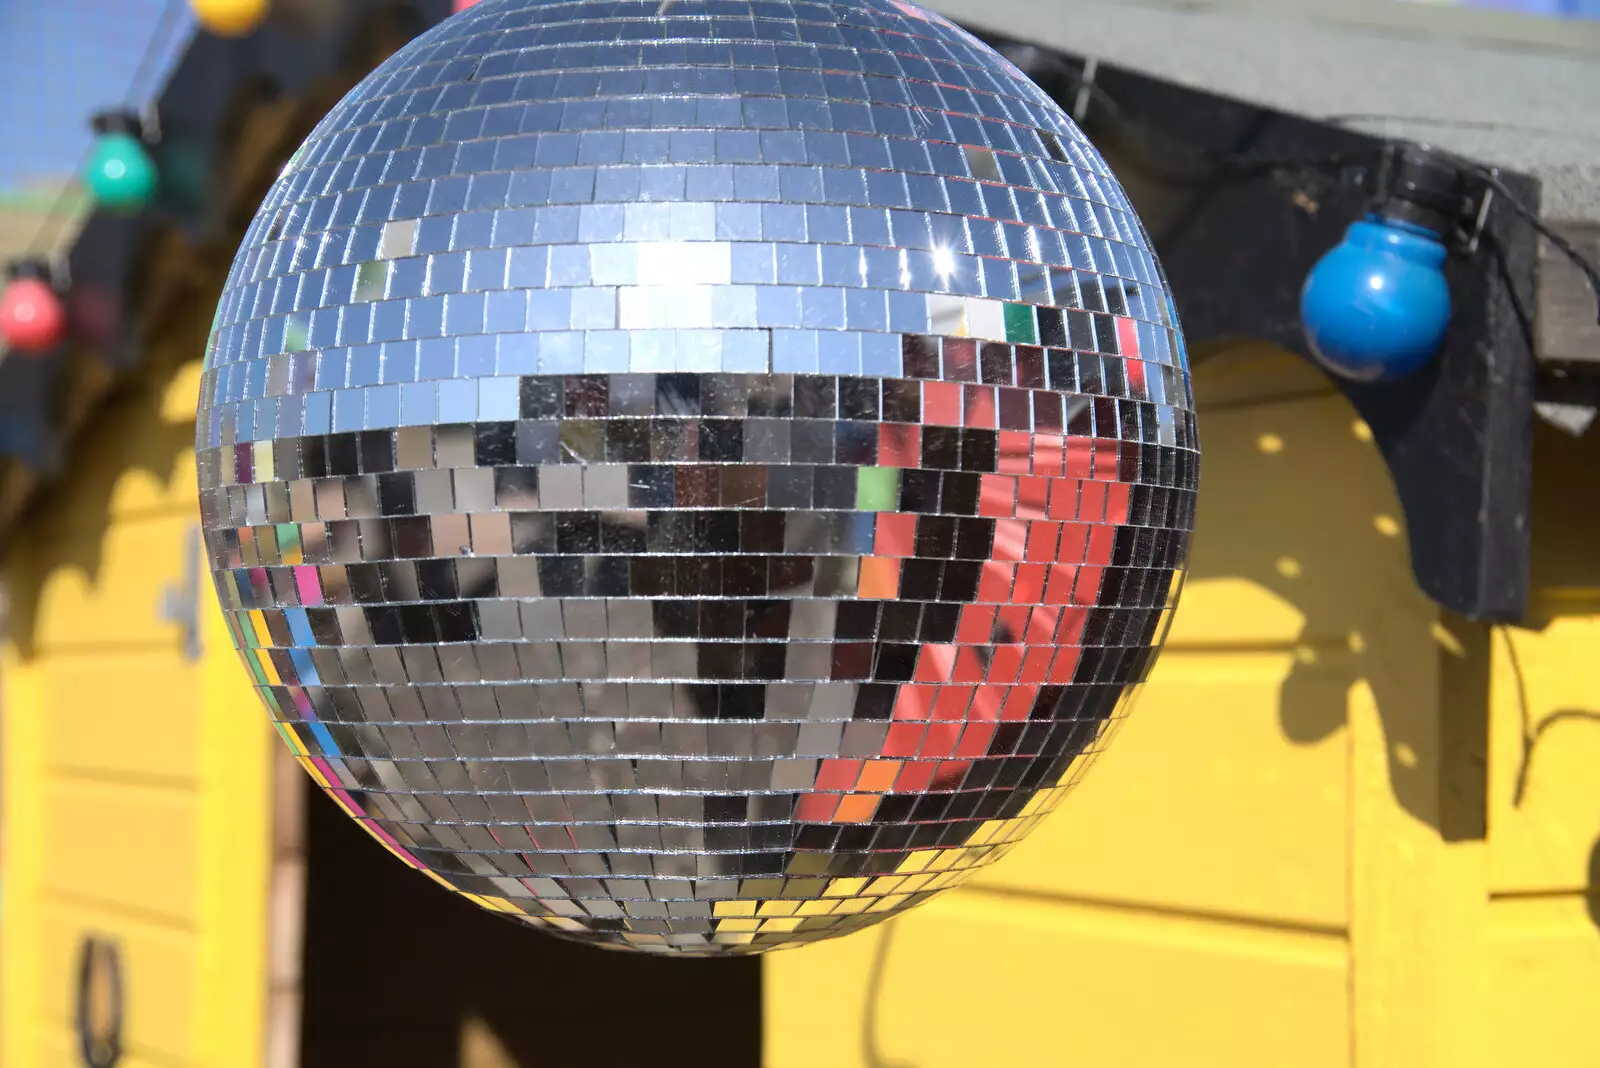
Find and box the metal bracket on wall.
[159,525,203,662]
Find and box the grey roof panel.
[932,0,1600,218]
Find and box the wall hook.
[75,935,124,1068]
[159,525,203,662]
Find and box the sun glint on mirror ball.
[198,0,1198,955]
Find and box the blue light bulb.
[1299,213,1452,383]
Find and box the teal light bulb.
[86,131,158,211]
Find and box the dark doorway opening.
[300,780,764,1068]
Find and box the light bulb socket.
[1368,143,1488,251]
[91,110,146,142]
[5,258,54,286]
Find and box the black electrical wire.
[1002,43,1600,333]
[1472,168,1600,328]
[22,0,190,261]
[1001,45,1374,186]
[124,0,191,111]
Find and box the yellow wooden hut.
[5,333,1596,1067]
[1,3,1597,1065]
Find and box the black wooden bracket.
[985,33,1539,623]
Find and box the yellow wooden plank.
[17,513,199,653]
[38,903,197,1065]
[0,318,275,1067]
[1348,660,1492,1068]
[40,780,199,927]
[967,649,1349,930]
[191,593,274,1067]
[1488,618,1600,895]
[765,890,1348,1068]
[40,652,200,784]
[1158,347,1502,1068]
[1484,894,1600,1068]
[2,651,49,1068]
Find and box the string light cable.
[23,0,191,261]
[998,43,1600,330]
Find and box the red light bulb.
[453,0,482,11]
[0,264,66,354]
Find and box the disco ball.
[197,0,1198,955]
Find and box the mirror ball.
[196,0,1198,954]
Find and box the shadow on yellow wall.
[1184,338,1598,862]
[1179,340,1492,842]
[4,348,203,659]
[1124,339,1600,930]
[776,341,1600,1068]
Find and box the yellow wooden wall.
[765,346,1600,1068]
[3,336,1595,1068]
[0,352,275,1068]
